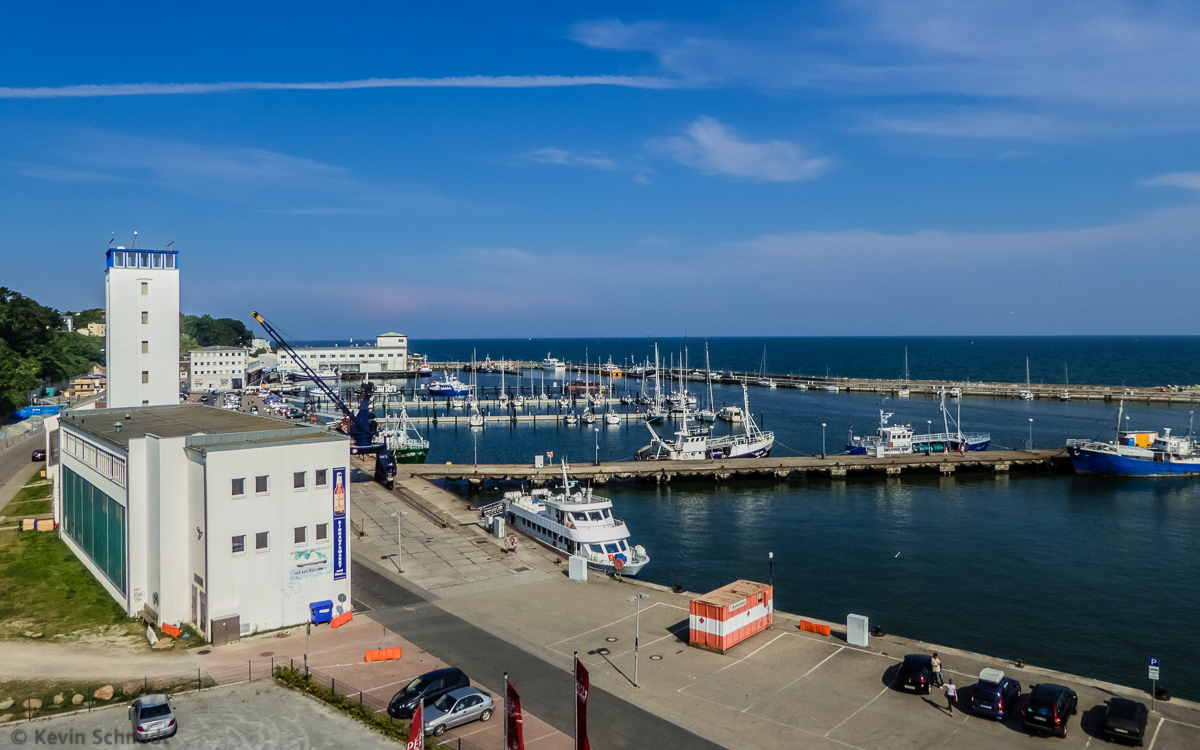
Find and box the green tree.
[181,314,252,347]
[0,288,102,416]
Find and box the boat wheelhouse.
[542,353,565,371]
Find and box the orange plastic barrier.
[330,611,353,629]
[160,623,181,638]
[364,647,403,663]
[799,620,831,636]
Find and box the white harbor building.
[105,247,180,408]
[276,333,409,377]
[188,346,250,392]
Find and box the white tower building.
[105,246,180,408]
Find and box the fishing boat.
[1067,404,1200,476]
[417,362,433,377]
[625,363,656,379]
[479,464,649,576]
[638,385,774,460]
[847,392,990,455]
[717,405,744,423]
[380,394,430,464]
[845,409,913,457]
[542,354,565,371]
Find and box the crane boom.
[250,310,397,489]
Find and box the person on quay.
[944,679,957,715]
[930,652,943,687]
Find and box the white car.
[423,687,494,737]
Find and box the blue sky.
[3,1,1200,338]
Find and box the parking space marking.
[609,622,690,659]
[717,632,788,672]
[1162,716,1200,730]
[825,682,894,739]
[547,602,672,647]
[776,645,846,693]
[1146,717,1164,750]
[678,684,869,750]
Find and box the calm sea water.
[306,335,1200,388]
[410,378,1200,700]
[324,336,1199,698]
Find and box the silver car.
[423,687,494,737]
[128,694,178,742]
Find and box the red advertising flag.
[406,699,424,750]
[575,655,591,750]
[505,677,525,750]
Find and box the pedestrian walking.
[930,652,943,687]
[944,679,957,715]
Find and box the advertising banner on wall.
[332,467,347,580]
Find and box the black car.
[1100,698,1149,746]
[31,448,46,461]
[387,668,470,719]
[1022,683,1078,738]
[896,655,935,694]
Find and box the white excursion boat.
[480,465,649,576]
[543,354,565,371]
[638,385,774,460]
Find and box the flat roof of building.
[61,404,341,451]
[190,346,250,352]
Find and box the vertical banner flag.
[575,654,591,750]
[505,675,525,750]
[332,467,347,580]
[406,698,424,750]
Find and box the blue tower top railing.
[106,248,179,269]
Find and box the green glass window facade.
[62,466,127,595]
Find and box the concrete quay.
[402,449,1069,485]
[349,471,1200,750]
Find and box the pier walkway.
[403,449,1069,484]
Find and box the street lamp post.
[821,423,827,459]
[1028,418,1034,451]
[594,427,600,466]
[768,551,774,589]
[628,593,649,687]
[389,511,408,572]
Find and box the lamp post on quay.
[821,423,827,459]
[628,593,649,687]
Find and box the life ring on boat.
[565,520,574,529]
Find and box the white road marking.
[717,632,788,672]
[825,683,893,738]
[1147,716,1164,750]
[547,601,672,646]
[777,646,847,692]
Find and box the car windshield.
[139,704,171,719]
[1109,701,1139,720]
[403,678,428,695]
[433,694,457,712]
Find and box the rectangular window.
[232,535,245,554]
[62,467,127,594]
[294,526,306,544]
[293,471,305,489]
[165,254,175,269]
[315,469,327,487]
[316,523,328,541]
[141,282,148,295]
[141,311,148,324]
[141,371,149,384]
[141,341,148,354]
[255,531,269,550]
[255,475,268,493]
[140,252,150,267]
[232,478,245,496]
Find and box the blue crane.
[251,311,397,489]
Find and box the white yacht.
[481,466,649,576]
[564,411,579,425]
[581,411,595,425]
[605,410,621,425]
[638,385,773,460]
[542,353,565,371]
[717,405,744,423]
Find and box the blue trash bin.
[309,600,334,624]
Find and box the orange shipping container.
[689,580,774,654]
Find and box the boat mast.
[705,341,714,412]
[1115,400,1124,444]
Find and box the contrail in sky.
[0,75,685,99]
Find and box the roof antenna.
[166,240,174,249]
[132,230,139,250]
[108,233,114,246]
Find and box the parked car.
[387,668,471,719]
[199,395,208,402]
[1100,698,1149,745]
[31,448,46,461]
[128,694,178,742]
[1021,683,1078,738]
[423,687,494,737]
[896,655,935,694]
[970,668,1021,720]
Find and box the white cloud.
[1139,172,1200,190]
[866,109,1070,141]
[0,75,683,99]
[523,147,616,170]
[646,117,829,181]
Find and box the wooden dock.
[402,449,1070,485]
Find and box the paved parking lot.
[440,574,1200,750]
[0,682,397,750]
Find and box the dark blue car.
[970,668,1021,719]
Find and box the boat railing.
[912,431,990,443]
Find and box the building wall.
[201,439,351,635]
[58,428,130,612]
[276,334,408,376]
[105,250,180,408]
[189,347,249,392]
